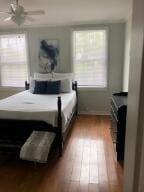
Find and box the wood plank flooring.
[0,115,123,192]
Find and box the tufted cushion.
[33,80,47,94]
[46,80,61,94]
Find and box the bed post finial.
[57,96,63,157]
[73,81,78,115]
[25,81,29,90]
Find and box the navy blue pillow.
[33,80,47,94]
[46,80,61,94]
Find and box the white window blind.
[0,34,28,87]
[73,29,107,88]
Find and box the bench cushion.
[20,131,55,163]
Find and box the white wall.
[0,23,125,114]
[124,0,144,190]
[123,17,132,92]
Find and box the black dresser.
[110,92,128,161]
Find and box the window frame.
[71,27,109,91]
[0,31,30,88]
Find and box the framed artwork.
[39,39,59,73]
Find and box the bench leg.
[33,161,37,168]
[58,136,63,157]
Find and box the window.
[73,29,107,88]
[0,34,28,87]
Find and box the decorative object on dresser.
[110,92,128,161]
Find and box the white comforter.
[0,90,76,132]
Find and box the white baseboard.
[78,110,110,116]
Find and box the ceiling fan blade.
[25,10,45,15]
[0,11,11,14]
[26,16,35,22]
[4,17,12,21]
[10,4,17,12]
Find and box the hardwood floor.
[0,115,123,192]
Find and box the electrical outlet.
[85,107,89,111]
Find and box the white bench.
[20,131,55,163]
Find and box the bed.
[0,80,78,157]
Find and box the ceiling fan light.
[12,15,26,26]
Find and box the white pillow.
[60,78,72,93]
[53,72,73,80]
[34,73,52,79]
[29,77,35,93]
[51,78,72,93]
[31,73,73,93]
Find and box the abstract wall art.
[39,39,59,73]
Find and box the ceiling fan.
[0,0,45,26]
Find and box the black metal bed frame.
[0,81,78,157]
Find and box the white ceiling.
[0,0,132,27]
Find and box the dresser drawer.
[111,99,118,117]
[111,130,117,144]
[110,106,118,122]
[110,107,118,144]
[110,121,117,143]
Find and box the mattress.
[0,90,76,132]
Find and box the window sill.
[78,86,108,92]
[0,86,25,92]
